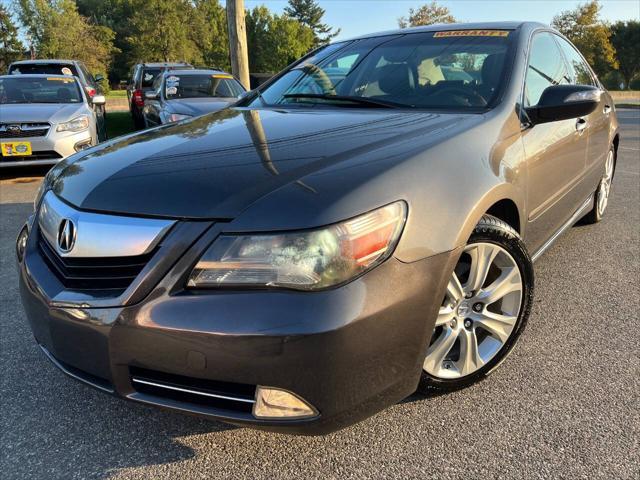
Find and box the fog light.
[16,225,29,262]
[253,386,318,419]
[74,139,92,152]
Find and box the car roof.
[344,21,547,41]
[10,59,79,65]
[162,69,232,76]
[139,62,193,68]
[1,73,79,81]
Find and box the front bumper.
[18,218,458,435]
[0,129,92,167]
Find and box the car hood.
[167,98,236,116]
[52,107,480,219]
[0,103,86,124]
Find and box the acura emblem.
[57,218,76,253]
[7,125,21,133]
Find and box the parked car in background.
[142,69,245,127]
[127,62,193,128]
[8,59,107,140]
[0,74,105,167]
[17,22,618,435]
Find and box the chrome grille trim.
[38,191,174,258]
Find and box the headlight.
[188,201,407,290]
[56,115,90,132]
[166,113,192,123]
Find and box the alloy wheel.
[423,242,523,379]
[597,150,614,216]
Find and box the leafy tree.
[190,0,230,71]
[76,0,136,83]
[398,1,456,28]
[0,5,25,71]
[126,0,198,64]
[246,6,314,72]
[16,0,117,77]
[610,20,640,89]
[551,0,617,77]
[284,0,339,46]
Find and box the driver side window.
[524,32,571,107]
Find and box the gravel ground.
[1,110,638,480]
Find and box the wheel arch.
[453,184,525,250]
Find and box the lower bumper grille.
[130,367,256,414]
[1,150,62,162]
[37,233,154,294]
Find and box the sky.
[3,0,639,40]
[241,0,640,40]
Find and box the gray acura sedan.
[17,22,618,435]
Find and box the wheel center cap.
[457,302,471,318]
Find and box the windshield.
[0,77,83,104]
[9,63,78,77]
[248,30,513,110]
[165,74,245,99]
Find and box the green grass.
[106,111,135,139]
[106,90,128,98]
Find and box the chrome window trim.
[38,191,175,258]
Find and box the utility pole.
[227,0,250,90]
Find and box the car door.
[143,76,163,127]
[520,31,589,252]
[555,35,612,193]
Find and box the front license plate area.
[1,141,32,156]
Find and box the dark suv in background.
[127,62,193,128]
[8,59,107,140]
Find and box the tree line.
[1,0,638,90]
[0,0,338,88]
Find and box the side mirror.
[91,94,106,105]
[144,90,158,100]
[94,74,104,82]
[526,85,601,125]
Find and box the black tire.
[580,145,615,225]
[418,214,534,393]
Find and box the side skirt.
[531,195,593,262]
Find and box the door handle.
[576,118,588,133]
[603,104,612,115]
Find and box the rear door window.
[524,32,571,107]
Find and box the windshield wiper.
[282,93,405,109]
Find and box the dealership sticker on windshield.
[212,74,234,79]
[434,30,509,37]
[47,77,74,82]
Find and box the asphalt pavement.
[1,109,638,480]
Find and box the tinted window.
[164,74,245,99]
[0,77,82,104]
[555,36,595,86]
[141,68,162,88]
[248,30,514,110]
[524,33,571,107]
[9,63,78,77]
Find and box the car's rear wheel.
[581,147,615,224]
[418,215,533,392]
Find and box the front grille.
[130,366,256,414]
[37,232,154,293]
[0,122,50,138]
[1,150,62,162]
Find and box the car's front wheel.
[419,215,534,392]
